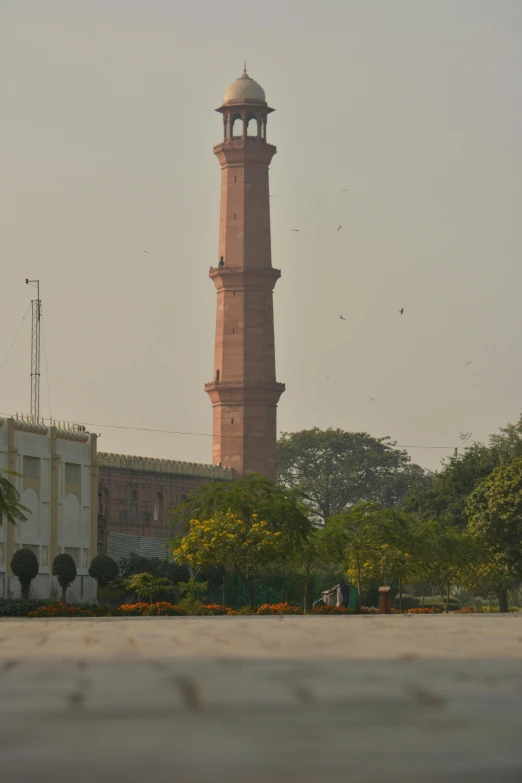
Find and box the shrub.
[257,602,302,615]
[125,572,174,603]
[407,607,442,614]
[11,548,39,599]
[88,555,119,587]
[52,553,77,603]
[0,598,49,617]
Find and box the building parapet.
[0,414,89,442]
[98,451,233,480]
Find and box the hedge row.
[4,600,465,618]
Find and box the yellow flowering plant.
[173,510,282,607]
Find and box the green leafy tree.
[125,572,174,604]
[288,523,347,613]
[88,555,119,588]
[277,428,429,521]
[467,457,522,612]
[177,577,208,615]
[412,521,476,612]
[11,548,39,599]
[0,470,28,526]
[460,541,515,611]
[329,502,384,606]
[52,553,77,603]
[404,414,522,528]
[171,474,311,551]
[173,510,283,607]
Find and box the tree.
[11,548,39,599]
[466,457,522,612]
[277,428,429,521]
[170,474,311,551]
[0,470,28,526]
[329,503,383,606]
[403,443,500,528]
[404,413,522,528]
[88,555,119,588]
[173,511,283,607]
[288,524,346,613]
[52,553,77,603]
[412,520,475,613]
[177,577,208,615]
[125,572,174,604]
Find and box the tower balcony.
[208,265,281,291]
[204,379,285,406]
[213,138,276,153]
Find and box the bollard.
[378,586,392,614]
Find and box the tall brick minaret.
[205,68,284,481]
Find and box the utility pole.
[26,279,41,423]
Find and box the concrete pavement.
[1,614,521,782]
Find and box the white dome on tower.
[224,70,266,104]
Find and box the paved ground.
[1,614,522,782]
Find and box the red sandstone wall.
[98,467,228,552]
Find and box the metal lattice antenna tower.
[25,279,41,422]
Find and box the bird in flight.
[340,315,346,320]
[464,361,473,366]
[369,396,376,402]
[400,308,404,314]
[341,189,349,192]
[337,225,342,231]
[291,229,299,232]
[142,249,149,254]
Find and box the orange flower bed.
[118,602,151,616]
[257,602,302,615]
[147,602,185,616]
[309,605,355,615]
[407,607,442,614]
[199,604,227,615]
[27,603,94,618]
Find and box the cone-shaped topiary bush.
[52,553,77,603]
[88,555,119,587]
[11,548,39,600]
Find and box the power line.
[0,303,31,377]
[75,419,456,449]
[0,410,458,450]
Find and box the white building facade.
[0,416,98,602]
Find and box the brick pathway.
[1,615,522,782]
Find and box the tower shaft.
[205,73,284,481]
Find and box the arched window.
[154,491,164,522]
[99,486,110,518]
[260,117,266,140]
[247,115,258,137]
[132,489,138,502]
[231,114,243,138]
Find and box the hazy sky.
[1,0,521,471]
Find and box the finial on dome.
[244,60,247,75]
